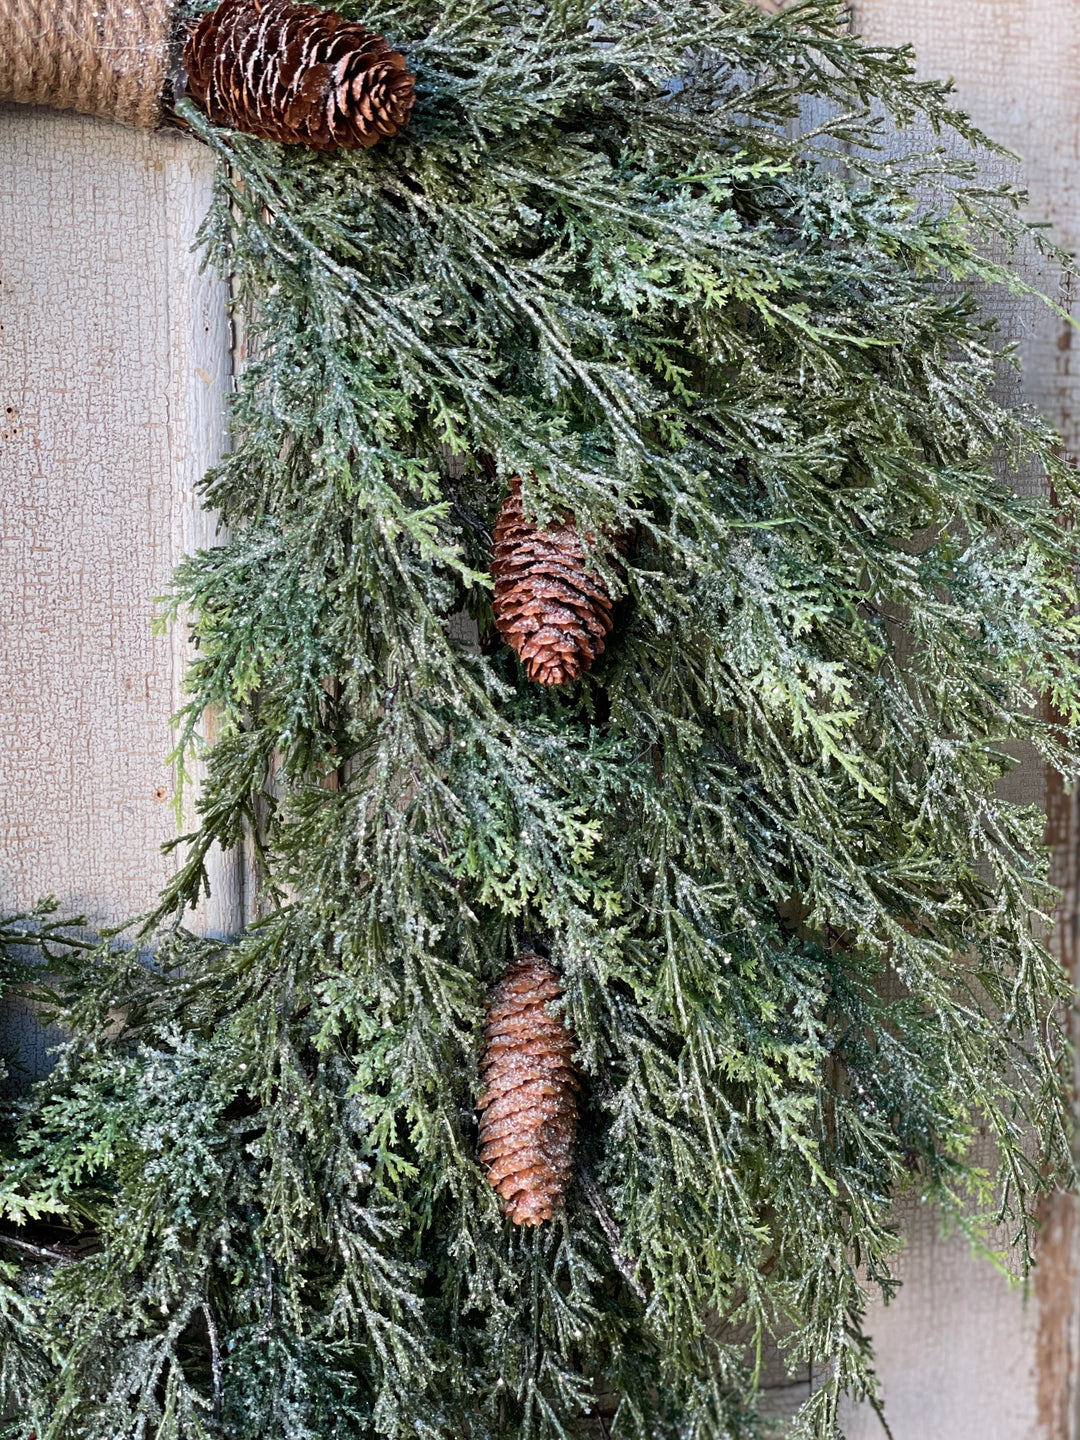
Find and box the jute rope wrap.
[0,0,177,128]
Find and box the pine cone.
[477,953,579,1226]
[182,0,416,152]
[491,477,621,686]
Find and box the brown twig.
[576,1167,647,1303]
[202,1298,224,1418]
[0,1233,76,1266]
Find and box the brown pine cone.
[182,0,416,152]
[491,477,621,686]
[477,953,579,1226]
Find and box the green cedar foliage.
[3,0,1080,1435]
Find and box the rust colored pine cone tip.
[477,953,579,1226]
[182,0,416,152]
[491,477,621,686]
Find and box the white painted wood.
[0,105,241,940]
[833,4,1080,1437]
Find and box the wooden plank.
[0,107,240,946]
[837,4,1080,1436]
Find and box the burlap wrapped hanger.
[0,0,176,128]
[0,0,415,146]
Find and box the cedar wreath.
[5,2,1080,1435]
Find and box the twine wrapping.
[0,0,177,129]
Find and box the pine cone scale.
[479,1066,577,1099]
[482,1066,574,1088]
[481,1036,576,1061]
[477,953,579,1225]
[480,1107,573,1145]
[486,1156,568,1190]
[480,1083,573,1113]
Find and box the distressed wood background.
[0,107,244,1076]
[839,4,1080,1434]
[1,0,1079,1431]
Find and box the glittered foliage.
[2,1,1080,1438]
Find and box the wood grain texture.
[838,1174,1045,1438]
[855,0,1080,463]
[835,4,1080,1436]
[0,106,240,936]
